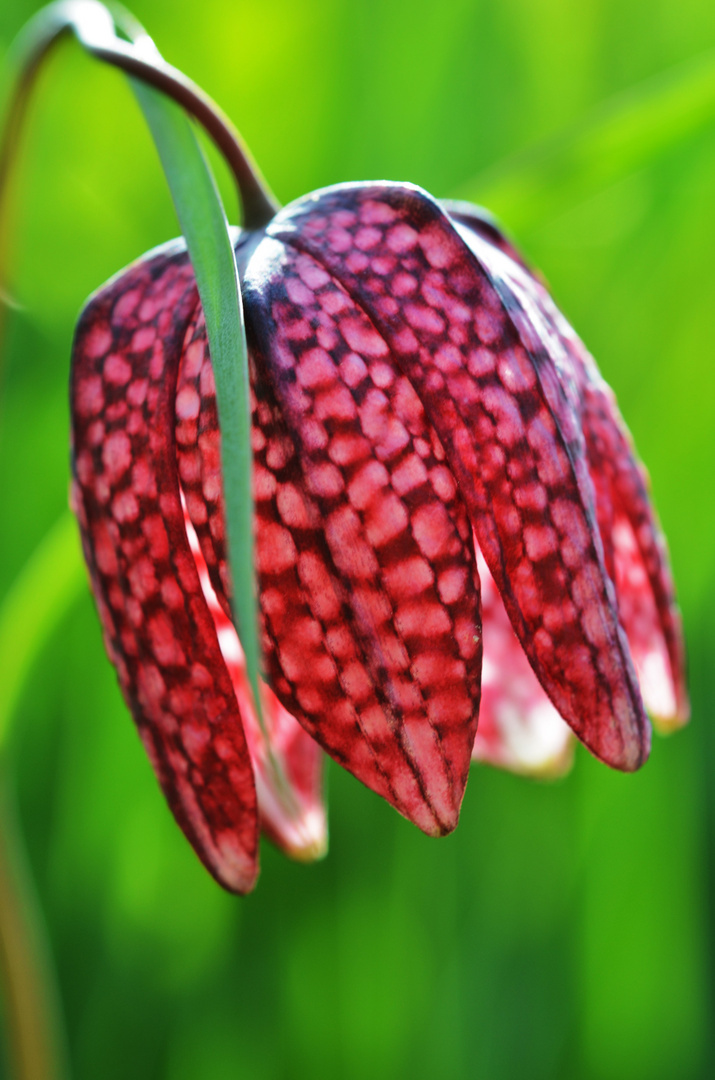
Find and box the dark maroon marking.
[580,379,688,723]
[186,516,326,860]
[71,246,260,893]
[472,543,572,774]
[177,248,482,837]
[268,182,652,770]
[70,176,688,891]
[453,211,687,726]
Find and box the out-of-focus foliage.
[0,0,713,1077]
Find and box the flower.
[69,181,688,893]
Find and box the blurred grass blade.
[0,775,70,1080]
[458,48,715,233]
[0,512,76,1080]
[0,512,84,752]
[131,80,264,728]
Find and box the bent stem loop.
[0,0,278,237]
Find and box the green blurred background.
[1,0,714,1076]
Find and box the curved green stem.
[1,1,278,231]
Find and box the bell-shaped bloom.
[69,182,688,893]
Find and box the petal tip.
[618,724,652,773]
[424,801,462,839]
[281,831,329,864]
[651,703,690,736]
[210,836,260,896]
[261,806,329,863]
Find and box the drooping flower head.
[70,182,688,893]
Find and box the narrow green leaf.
[0,512,84,751]
[458,48,715,233]
[130,80,263,727]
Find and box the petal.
[473,543,573,777]
[177,245,482,837]
[270,183,649,771]
[441,199,532,271]
[185,507,327,861]
[453,205,688,730]
[70,245,259,894]
[580,378,688,728]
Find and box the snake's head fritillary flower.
[70,182,688,893]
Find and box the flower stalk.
[0,0,279,348]
[0,0,278,231]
